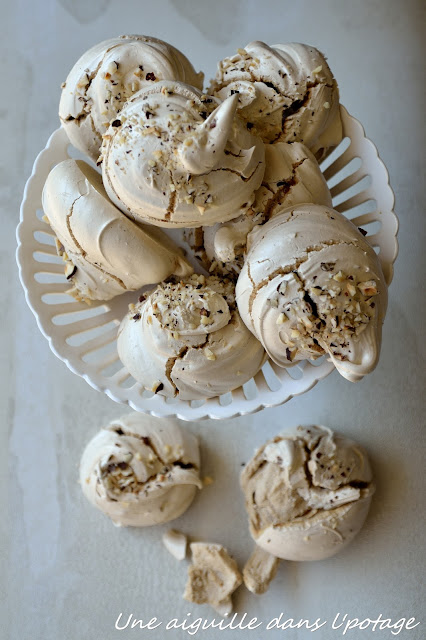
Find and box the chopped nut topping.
[358,280,378,296]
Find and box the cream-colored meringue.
[210,41,342,156]
[184,543,243,615]
[59,35,203,161]
[202,142,332,275]
[101,81,265,228]
[42,159,192,302]
[236,204,387,382]
[117,274,266,400]
[243,546,280,594]
[241,425,375,561]
[80,413,202,527]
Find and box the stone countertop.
[2,0,425,638]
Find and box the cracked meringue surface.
[236,204,387,382]
[241,425,375,561]
[201,141,332,275]
[80,412,202,527]
[184,543,243,616]
[209,41,342,157]
[117,274,266,400]
[59,35,203,161]
[42,159,193,302]
[100,81,265,228]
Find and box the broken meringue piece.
[59,35,203,161]
[162,529,187,560]
[210,41,342,157]
[236,203,388,382]
[202,141,332,275]
[184,542,242,615]
[241,425,375,561]
[243,546,280,594]
[101,80,265,228]
[42,159,192,302]
[80,413,202,527]
[117,274,266,400]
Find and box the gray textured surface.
[2,0,425,638]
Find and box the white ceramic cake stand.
[16,106,398,420]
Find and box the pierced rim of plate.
[16,105,398,420]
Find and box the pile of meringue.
[42,35,388,400]
[80,415,375,613]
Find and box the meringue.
[101,81,265,227]
[184,542,242,616]
[241,425,375,561]
[59,35,203,161]
[236,204,387,382]
[210,41,342,156]
[117,274,266,400]
[42,159,192,302]
[242,546,280,594]
[202,141,332,275]
[80,413,202,527]
[162,529,187,560]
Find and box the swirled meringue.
[236,204,387,382]
[241,425,375,561]
[59,35,203,161]
[42,159,192,302]
[101,81,265,228]
[117,274,266,400]
[201,141,332,275]
[210,41,342,157]
[80,412,202,527]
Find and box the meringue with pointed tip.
[241,425,375,561]
[101,81,265,228]
[80,412,202,527]
[236,204,387,382]
[117,274,266,400]
[59,35,203,161]
[42,159,192,302]
[201,141,332,275]
[210,41,342,157]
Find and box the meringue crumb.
[163,529,187,561]
[323,101,330,109]
[313,65,323,74]
[128,303,136,311]
[204,348,216,361]
[276,313,286,324]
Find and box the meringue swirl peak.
[100,81,265,228]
